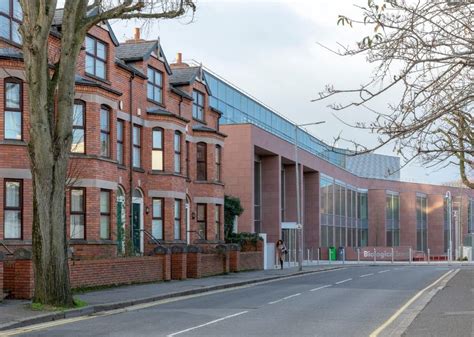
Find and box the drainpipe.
[129,73,135,252]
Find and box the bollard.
[428,248,430,263]
[409,247,412,264]
[374,248,377,263]
[342,248,345,265]
[317,248,320,265]
[307,249,310,265]
[391,247,394,264]
[357,248,360,264]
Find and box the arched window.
[174,131,181,174]
[4,77,22,140]
[71,100,85,153]
[0,0,22,44]
[152,128,164,171]
[196,142,207,181]
[100,105,110,157]
[215,145,222,182]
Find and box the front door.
[132,203,141,254]
[116,198,125,255]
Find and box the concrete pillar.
[261,155,281,243]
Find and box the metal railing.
[0,241,13,255]
[135,228,163,247]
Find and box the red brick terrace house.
[0,7,225,258]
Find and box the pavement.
[403,268,474,337]
[0,264,466,337]
[0,263,344,331]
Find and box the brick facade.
[0,20,225,258]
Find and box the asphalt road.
[8,266,454,337]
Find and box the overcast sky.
[110,0,459,185]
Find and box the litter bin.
[329,247,337,261]
[337,247,345,261]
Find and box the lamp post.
[445,191,452,262]
[294,121,326,271]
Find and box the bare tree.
[314,0,473,187]
[19,0,195,307]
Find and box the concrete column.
[304,171,319,250]
[261,155,281,243]
[368,190,386,246]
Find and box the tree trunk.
[20,0,84,307]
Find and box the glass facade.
[205,71,349,168]
[416,194,428,252]
[385,192,400,247]
[319,175,368,248]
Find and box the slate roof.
[346,153,400,181]
[192,125,226,137]
[147,107,190,123]
[0,48,23,60]
[169,67,212,95]
[53,8,119,46]
[115,58,147,78]
[169,67,200,86]
[116,41,158,61]
[75,75,122,96]
[170,86,193,100]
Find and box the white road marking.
[283,293,301,300]
[167,311,248,337]
[360,273,374,278]
[310,285,332,292]
[378,270,390,274]
[268,293,301,304]
[335,278,352,285]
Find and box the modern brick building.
[202,69,474,260]
[0,7,225,258]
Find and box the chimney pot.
[134,27,140,40]
[177,52,182,64]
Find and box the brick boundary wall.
[3,244,263,299]
[69,256,164,289]
[239,252,263,271]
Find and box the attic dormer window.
[147,67,163,104]
[0,0,22,45]
[192,90,205,121]
[85,35,107,80]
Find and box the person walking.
[276,239,287,269]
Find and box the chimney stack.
[134,27,140,41]
[176,52,182,64]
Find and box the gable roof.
[116,40,172,75]
[169,66,211,95]
[53,8,119,46]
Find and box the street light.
[445,191,452,262]
[294,121,326,271]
